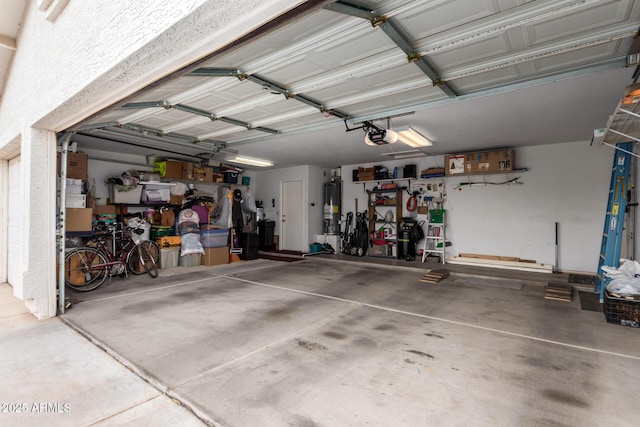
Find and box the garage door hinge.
[370,15,386,27]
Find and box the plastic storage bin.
[108,184,143,204]
[309,243,322,253]
[223,171,238,183]
[65,194,87,208]
[150,225,173,240]
[179,254,202,267]
[201,228,229,248]
[160,247,180,269]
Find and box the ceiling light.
[226,155,274,167]
[391,152,426,159]
[380,149,420,156]
[396,127,432,147]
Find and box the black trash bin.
[258,220,275,249]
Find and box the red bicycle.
[64,222,160,292]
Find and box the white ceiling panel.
[68,0,640,169]
[527,0,637,46]
[400,0,500,37]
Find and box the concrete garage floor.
[0,283,204,427]
[56,257,640,426]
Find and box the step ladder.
[595,142,634,302]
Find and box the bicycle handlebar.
[92,222,146,239]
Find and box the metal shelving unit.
[367,188,403,259]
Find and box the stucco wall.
[0,0,304,141]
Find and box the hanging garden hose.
[454,176,522,191]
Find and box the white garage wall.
[342,141,618,273]
[254,165,329,248]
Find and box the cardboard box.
[170,194,183,205]
[445,154,466,175]
[182,162,194,180]
[358,171,374,181]
[153,160,183,179]
[66,208,93,232]
[202,246,229,266]
[191,166,214,182]
[183,162,213,181]
[156,235,181,248]
[94,205,117,215]
[420,168,445,178]
[445,149,515,175]
[57,152,88,180]
[465,149,515,174]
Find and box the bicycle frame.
[78,226,147,277]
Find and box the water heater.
[323,178,342,234]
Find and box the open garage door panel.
[66,1,640,168]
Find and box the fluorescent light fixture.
[380,149,420,156]
[226,155,274,167]
[396,127,433,147]
[391,152,426,159]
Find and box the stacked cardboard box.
[153,160,183,179]
[182,163,216,182]
[59,152,94,232]
[357,167,375,181]
[445,149,515,175]
[202,247,229,266]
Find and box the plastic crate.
[150,226,173,240]
[179,254,202,267]
[603,289,640,327]
[108,184,143,204]
[429,209,445,223]
[160,247,180,269]
[201,228,229,248]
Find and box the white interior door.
[7,156,23,290]
[282,180,304,251]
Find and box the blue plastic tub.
[201,228,229,248]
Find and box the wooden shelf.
[445,168,527,177]
[358,177,414,184]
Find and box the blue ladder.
[595,142,634,302]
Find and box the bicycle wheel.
[142,244,159,278]
[64,248,108,291]
[128,240,159,277]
